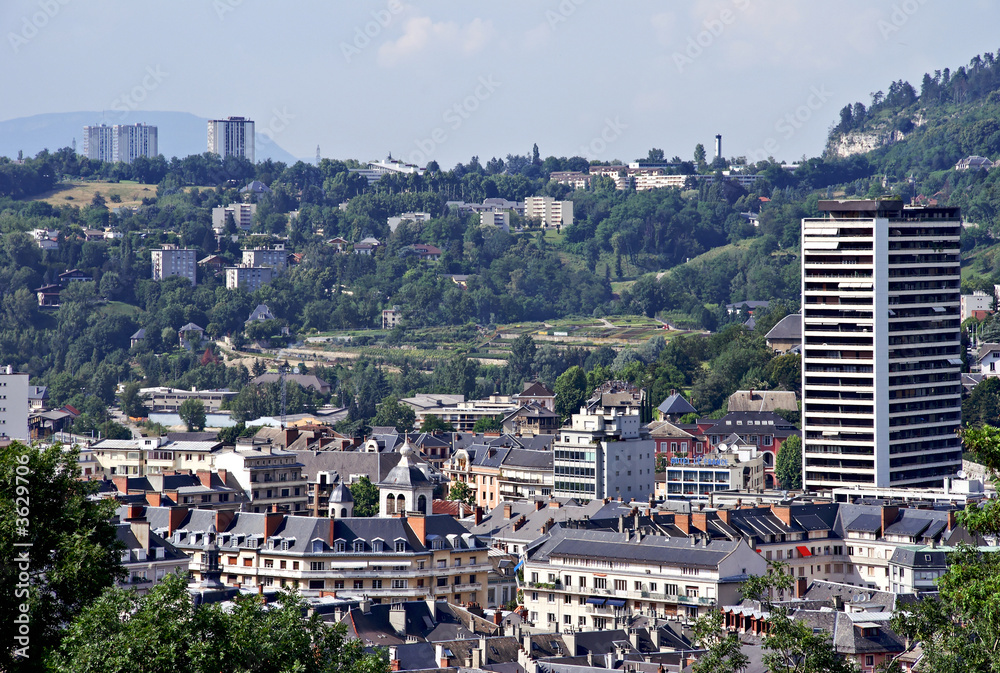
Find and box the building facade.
[552,412,655,501]
[212,203,257,232]
[242,245,287,272]
[225,265,274,292]
[0,365,29,440]
[523,196,573,227]
[151,246,197,284]
[83,124,158,163]
[801,200,962,489]
[213,445,309,514]
[207,116,255,162]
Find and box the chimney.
[125,504,144,521]
[285,427,299,447]
[167,507,188,535]
[880,505,900,535]
[494,609,503,625]
[947,509,958,532]
[540,517,555,534]
[772,505,793,526]
[436,643,448,669]
[264,511,283,541]
[145,492,162,507]
[196,470,212,488]
[389,604,406,637]
[628,627,640,650]
[523,633,532,655]
[129,519,150,551]
[563,629,576,656]
[426,598,437,623]
[217,468,228,485]
[215,510,235,533]
[535,500,545,511]
[474,506,484,526]
[692,510,711,533]
[717,507,731,525]
[112,475,129,494]
[651,626,662,650]
[503,503,512,520]
[389,646,401,672]
[674,513,690,535]
[408,512,427,545]
[548,500,561,509]
[361,598,371,614]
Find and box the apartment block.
[151,245,197,284]
[0,365,29,440]
[523,196,573,227]
[241,244,287,272]
[552,411,655,501]
[225,264,274,292]
[83,123,157,164]
[213,445,309,514]
[207,116,255,163]
[211,203,257,233]
[801,200,962,489]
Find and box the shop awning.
[586,597,606,606]
[607,598,627,607]
[796,545,812,557]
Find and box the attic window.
[281,540,290,551]
[395,541,406,552]
[372,540,384,553]
[354,540,365,552]
[924,555,931,561]
[335,540,346,553]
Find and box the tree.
[694,143,707,165]
[48,572,389,673]
[775,435,802,490]
[962,376,1000,427]
[554,365,588,419]
[349,476,379,517]
[691,610,749,673]
[472,415,502,433]
[178,399,206,432]
[372,396,415,433]
[419,415,455,433]
[0,442,123,669]
[508,334,537,382]
[448,480,476,507]
[119,381,150,419]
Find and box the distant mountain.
[0,111,301,164]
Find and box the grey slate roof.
[765,313,801,341]
[657,393,696,416]
[529,526,743,568]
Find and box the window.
[392,579,407,589]
[243,558,252,567]
[564,614,572,624]
[548,593,555,603]
[353,580,363,589]
[865,656,874,667]
[531,591,539,601]
[396,541,406,552]
[437,577,447,587]
[547,613,556,623]
[264,559,273,568]
[372,579,382,589]
[614,579,627,591]
[310,561,324,571]
[594,578,606,589]
[334,580,344,589]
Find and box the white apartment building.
[241,245,287,272]
[212,203,257,233]
[226,265,274,293]
[552,411,655,501]
[522,527,765,628]
[0,365,29,440]
[801,200,962,490]
[207,116,255,163]
[83,124,157,163]
[480,209,510,232]
[387,212,431,233]
[90,435,223,476]
[961,289,993,320]
[523,196,573,227]
[213,445,309,514]
[138,386,237,413]
[151,246,197,284]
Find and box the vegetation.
[348,476,379,517]
[774,435,802,490]
[178,398,207,432]
[448,481,476,507]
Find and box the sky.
[2,0,998,167]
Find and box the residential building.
[226,264,274,292]
[90,436,223,476]
[955,155,994,171]
[151,245,197,284]
[501,403,560,437]
[409,395,519,433]
[82,124,114,162]
[387,212,430,233]
[98,470,248,510]
[177,322,205,348]
[801,200,962,489]
[659,442,767,497]
[242,244,287,272]
[447,197,525,217]
[523,196,573,227]
[585,380,645,416]
[521,526,766,627]
[142,505,487,605]
[383,306,402,329]
[480,209,510,232]
[35,284,60,307]
[138,386,236,413]
[207,116,255,162]
[727,390,798,413]
[27,385,48,411]
[111,123,157,164]
[213,445,309,514]
[699,411,799,489]
[552,411,655,501]
[648,420,704,458]
[655,391,697,421]
[888,546,949,594]
[764,313,802,353]
[246,303,275,324]
[445,444,553,509]
[211,203,257,233]
[978,343,1000,377]
[549,171,591,190]
[376,442,435,517]
[961,289,993,321]
[513,381,556,412]
[0,365,29,440]
[410,243,442,261]
[115,510,189,594]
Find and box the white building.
[0,365,29,440]
[523,196,573,227]
[801,200,962,489]
[83,124,157,164]
[387,212,431,233]
[961,290,993,321]
[552,411,655,501]
[211,203,257,233]
[480,209,510,232]
[351,156,425,184]
[207,116,255,163]
[226,265,274,293]
[241,245,287,272]
[151,245,197,284]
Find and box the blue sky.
[2,0,997,166]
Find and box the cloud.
[377,16,493,67]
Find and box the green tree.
[48,572,389,673]
[472,415,502,433]
[775,434,802,490]
[119,381,150,419]
[349,476,380,517]
[694,143,707,166]
[554,365,588,419]
[691,610,749,673]
[178,399,207,432]
[508,334,537,382]
[449,480,476,507]
[419,415,455,433]
[372,396,416,433]
[963,376,1000,427]
[0,442,123,670]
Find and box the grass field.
[33,180,159,208]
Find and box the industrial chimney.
[715,134,722,160]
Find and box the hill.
[0,111,300,164]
